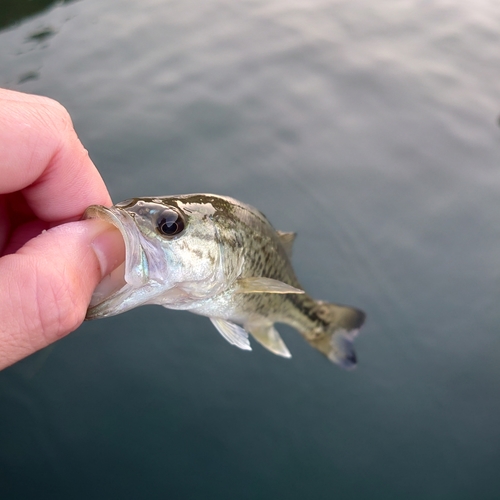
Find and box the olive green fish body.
[84,194,365,368]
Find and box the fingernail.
[90,221,125,277]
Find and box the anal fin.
[246,322,291,358]
[210,317,252,351]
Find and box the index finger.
[0,88,111,221]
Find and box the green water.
[1,1,500,498]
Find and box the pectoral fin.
[210,317,252,351]
[246,322,291,358]
[235,277,304,294]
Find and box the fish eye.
[156,209,185,237]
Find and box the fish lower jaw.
[89,261,127,308]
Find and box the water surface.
[1,1,500,498]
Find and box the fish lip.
[83,204,150,319]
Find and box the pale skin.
[0,88,125,370]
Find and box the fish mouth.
[83,205,151,320]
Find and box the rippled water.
[1,1,500,498]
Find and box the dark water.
[1,1,500,498]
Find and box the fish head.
[84,196,229,319]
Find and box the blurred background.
[1,0,500,498]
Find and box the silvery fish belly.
[84,194,366,369]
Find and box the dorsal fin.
[277,231,296,257]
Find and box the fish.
[83,194,366,369]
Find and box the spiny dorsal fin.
[277,231,296,257]
[235,277,304,294]
[246,322,291,358]
[210,317,252,351]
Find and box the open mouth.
[83,205,149,320]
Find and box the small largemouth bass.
[84,194,365,369]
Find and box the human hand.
[0,89,125,370]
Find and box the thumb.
[0,219,125,370]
